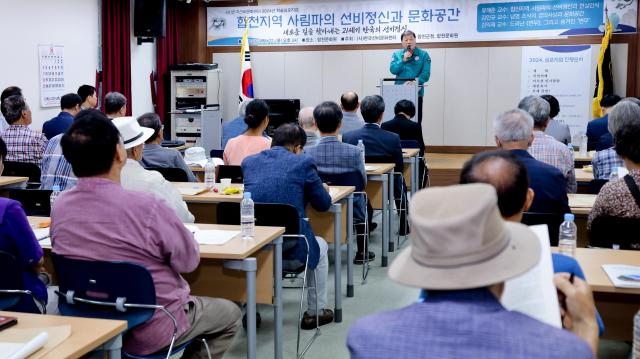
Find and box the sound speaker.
[134,0,166,37]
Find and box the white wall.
[129,0,157,117]
[0,0,100,130]
[213,43,628,146]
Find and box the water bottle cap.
[52,185,61,191]
[358,139,363,144]
[564,213,574,222]
[243,191,251,199]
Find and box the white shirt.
[121,159,195,223]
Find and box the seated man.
[343,95,407,234]
[586,94,621,151]
[340,91,364,134]
[77,84,98,110]
[348,184,599,358]
[42,93,82,139]
[494,109,570,215]
[53,113,241,357]
[114,117,195,223]
[1,95,48,165]
[459,149,604,335]
[0,86,22,132]
[137,113,198,182]
[541,94,571,145]
[242,123,334,329]
[222,99,251,149]
[305,101,374,264]
[299,107,319,147]
[103,91,127,119]
[519,95,576,193]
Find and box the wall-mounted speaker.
[134,0,167,38]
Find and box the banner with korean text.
[207,0,636,47]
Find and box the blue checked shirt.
[592,147,625,180]
[40,134,77,190]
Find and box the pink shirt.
[223,134,271,165]
[51,178,199,355]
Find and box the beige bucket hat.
[389,183,540,290]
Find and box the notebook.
[194,230,239,245]
[178,186,209,196]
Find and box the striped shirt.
[529,131,577,193]
[1,125,48,165]
[40,134,77,190]
[591,147,625,180]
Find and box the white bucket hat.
[389,183,540,290]
[112,116,154,149]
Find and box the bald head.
[298,107,316,130]
[341,91,359,112]
[461,150,530,219]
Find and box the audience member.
[381,100,425,155]
[305,101,374,264]
[459,149,605,335]
[114,117,195,223]
[298,107,319,147]
[0,137,47,313]
[591,101,633,180]
[42,93,82,139]
[519,95,576,193]
[494,109,570,214]
[343,95,407,234]
[223,99,271,165]
[541,94,571,145]
[103,91,127,118]
[340,91,364,134]
[54,114,240,357]
[0,95,47,165]
[77,85,98,110]
[222,99,252,149]
[586,94,621,151]
[137,112,197,182]
[0,86,22,132]
[242,123,334,329]
[40,110,103,190]
[348,184,598,358]
[589,101,640,228]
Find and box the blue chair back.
[0,251,23,310]
[51,253,156,330]
[318,171,365,192]
[400,140,420,149]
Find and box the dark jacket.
[381,115,425,156]
[586,114,610,151]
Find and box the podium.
[380,78,420,123]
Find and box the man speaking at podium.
[390,30,431,125]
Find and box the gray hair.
[104,92,127,115]
[494,109,534,143]
[238,99,251,117]
[2,95,28,124]
[518,95,550,128]
[608,101,640,135]
[298,106,315,129]
[621,97,640,107]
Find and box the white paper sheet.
[194,230,239,245]
[31,228,49,241]
[602,264,640,288]
[184,224,199,234]
[0,331,48,359]
[178,186,208,196]
[364,165,375,171]
[501,225,562,328]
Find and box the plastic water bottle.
[357,139,366,164]
[558,213,577,258]
[50,185,61,209]
[204,158,215,190]
[633,309,640,358]
[240,192,255,240]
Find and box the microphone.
[406,45,414,55]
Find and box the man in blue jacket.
[42,93,81,139]
[586,94,620,151]
[390,30,431,124]
[242,123,334,329]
